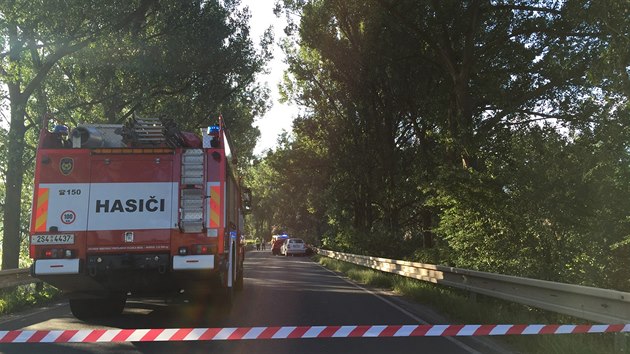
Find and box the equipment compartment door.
[86,156,176,252]
[31,150,92,234]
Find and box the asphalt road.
[0,251,507,354]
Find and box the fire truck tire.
[214,270,234,308]
[215,286,234,308]
[235,268,244,291]
[69,295,126,320]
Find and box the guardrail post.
[615,333,628,353]
[461,274,477,303]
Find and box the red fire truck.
[29,115,250,319]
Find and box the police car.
[281,238,307,256]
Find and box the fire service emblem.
[59,157,74,175]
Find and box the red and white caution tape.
[0,324,628,343]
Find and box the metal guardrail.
[0,268,38,290]
[318,249,630,324]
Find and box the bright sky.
[241,0,298,156]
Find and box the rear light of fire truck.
[178,244,217,256]
[42,248,75,259]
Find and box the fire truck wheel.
[235,269,244,291]
[213,272,234,308]
[69,299,95,319]
[69,295,126,320]
[215,286,234,308]
[106,295,127,315]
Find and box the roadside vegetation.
[246,0,630,295]
[317,256,620,354]
[0,283,61,317]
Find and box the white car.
[281,238,307,256]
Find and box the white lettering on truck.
[95,197,166,213]
[88,182,177,230]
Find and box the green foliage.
[43,0,270,159]
[251,0,630,293]
[245,122,333,242]
[0,283,61,316]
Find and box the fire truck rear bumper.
[172,255,214,270]
[34,259,80,275]
[31,255,223,297]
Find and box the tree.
[267,0,630,290]
[0,0,162,269]
[47,1,271,160]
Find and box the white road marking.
[316,262,482,354]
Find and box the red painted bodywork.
[29,119,245,297]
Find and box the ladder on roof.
[179,149,205,233]
[121,116,191,148]
[121,117,166,146]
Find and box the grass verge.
[316,256,625,354]
[0,283,62,317]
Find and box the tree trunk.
[2,92,27,270]
[421,209,433,248]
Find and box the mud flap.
[227,232,235,288]
[215,233,236,308]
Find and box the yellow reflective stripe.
[209,185,221,227]
[35,188,49,232]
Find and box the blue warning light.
[207,125,220,135]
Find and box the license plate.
[31,234,75,245]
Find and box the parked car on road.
[281,238,307,256]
